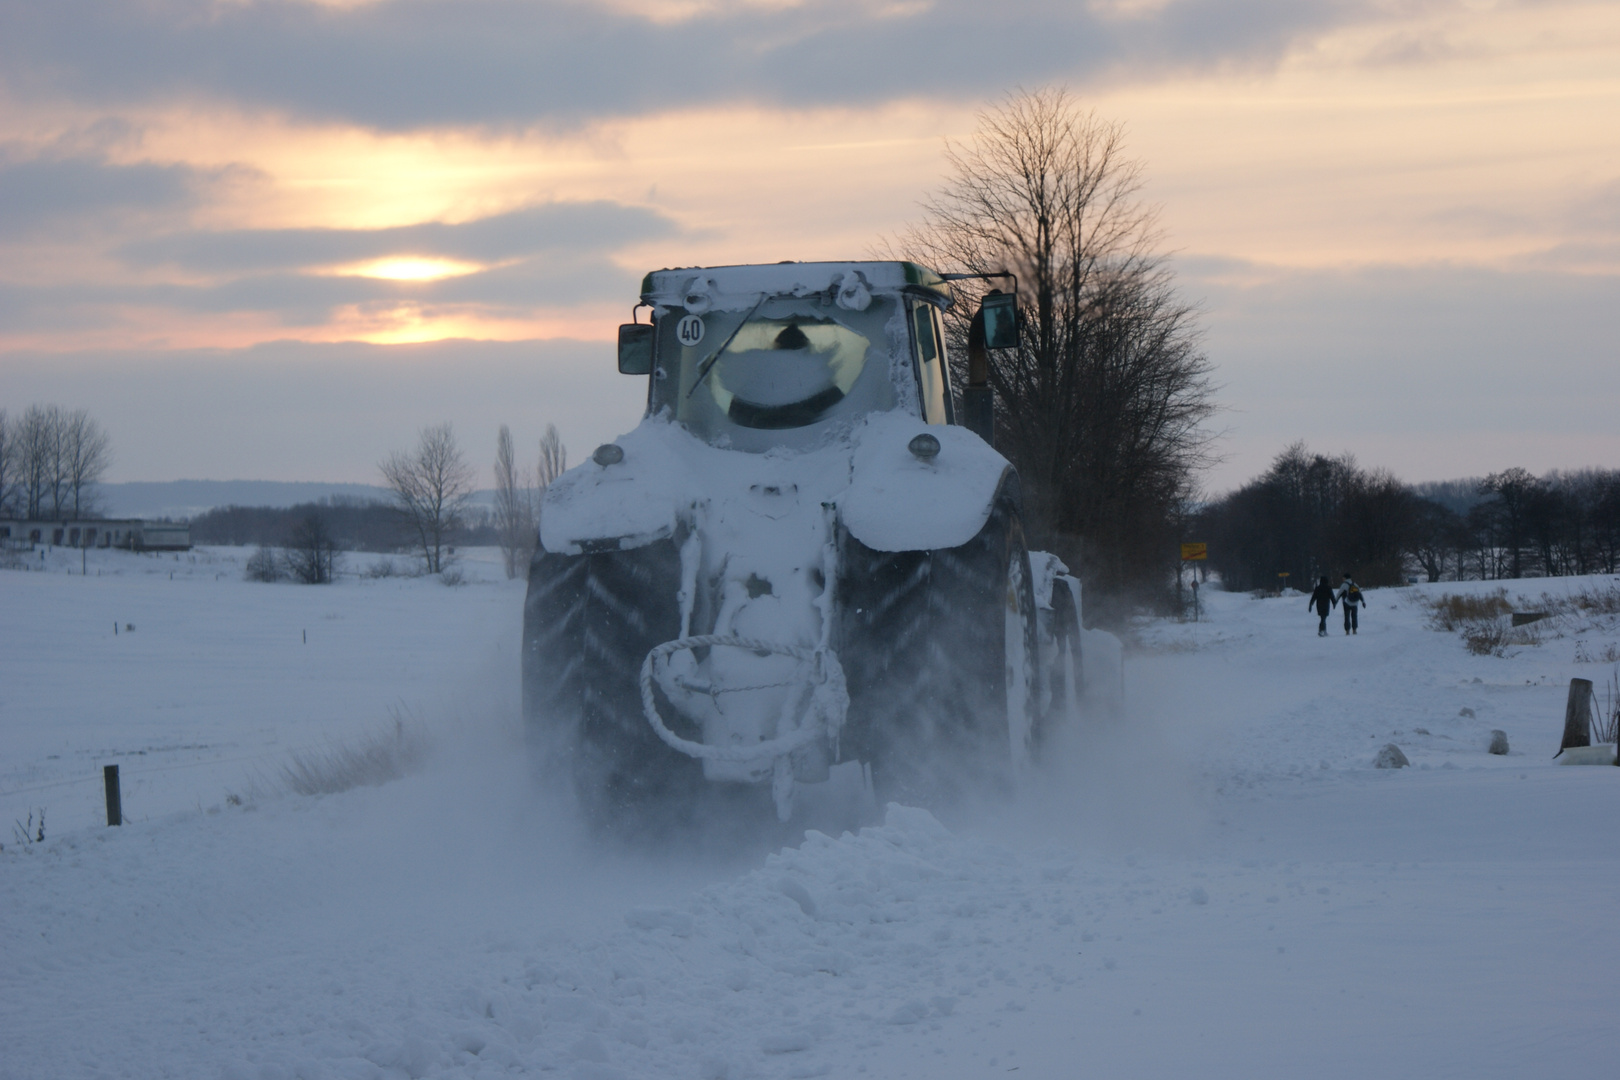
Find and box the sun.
[328,256,483,282]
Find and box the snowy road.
[3,550,1617,1079]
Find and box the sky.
[1,0,1616,494]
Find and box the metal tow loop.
[640,635,848,821]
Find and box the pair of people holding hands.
[1309,573,1365,636]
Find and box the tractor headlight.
[907,433,941,461]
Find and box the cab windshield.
[656,294,899,449]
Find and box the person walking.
[1308,575,1337,637]
[1337,573,1365,635]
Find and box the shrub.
[11,808,44,846]
[1460,618,1509,656]
[1425,589,1550,656]
[244,546,281,582]
[277,717,427,797]
[1574,641,1620,664]
[281,513,340,584]
[1425,589,1511,631]
[1597,669,1620,745]
[1563,584,1620,616]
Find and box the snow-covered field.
[4,548,1618,1079]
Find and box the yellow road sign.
[1180,542,1207,561]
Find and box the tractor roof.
[640,261,951,310]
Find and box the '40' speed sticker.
[675,314,705,347]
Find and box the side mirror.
[617,323,654,375]
[978,291,1019,351]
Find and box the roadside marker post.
[104,764,122,827]
[1180,543,1207,621]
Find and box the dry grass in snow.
[275,715,429,797]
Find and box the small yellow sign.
[1180,542,1208,561]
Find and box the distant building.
[0,518,192,552]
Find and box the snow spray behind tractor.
[524,262,1121,828]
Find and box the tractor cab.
[618,262,969,453]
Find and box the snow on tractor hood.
[539,411,1012,556]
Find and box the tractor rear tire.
[522,540,708,834]
[837,499,1040,806]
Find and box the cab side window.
[912,303,950,425]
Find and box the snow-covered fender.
[840,412,1014,553]
[537,420,687,556]
[538,412,1014,556]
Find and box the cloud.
[0,198,677,329]
[1570,178,1620,234]
[0,251,648,330]
[121,201,678,273]
[0,144,250,241]
[0,0,1372,131]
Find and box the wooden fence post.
[104,764,122,826]
[1558,678,1594,756]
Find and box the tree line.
[0,405,112,520]
[216,421,568,583]
[1,403,565,584]
[190,497,427,551]
[1198,443,1620,591]
[202,496,510,585]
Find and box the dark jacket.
[1309,583,1337,613]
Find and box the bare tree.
[901,88,1216,615]
[533,422,568,545]
[44,404,69,519]
[61,409,111,518]
[494,424,535,579]
[282,511,341,584]
[380,423,475,574]
[538,423,567,489]
[5,404,111,520]
[1407,498,1462,583]
[0,409,14,517]
[16,405,56,519]
[1479,467,1540,580]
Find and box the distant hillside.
[97,481,499,520]
[97,481,393,520]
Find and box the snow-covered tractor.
[524,261,1116,827]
